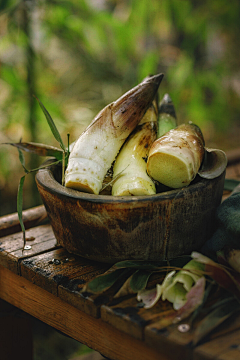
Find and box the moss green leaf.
[35,96,65,151]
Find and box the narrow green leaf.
[129,269,152,292]
[8,142,63,161]
[87,268,129,293]
[114,260,166,270]
[35,96,65,151]
[193,297,240,346]
[18,148,25,167]
[115,256,191,270]
[17,176,26,247]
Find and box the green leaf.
[87,268,130,293]
[9,142,63,161]
[35,96,65,151]
[17,176,26,247]
[115,256,191,271]
[17,148,25,167]
[193,297,240,346]
[129,269,152,292]
[114,260,166,270]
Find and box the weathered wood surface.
[0,149,240,360]
[0,205,47,238]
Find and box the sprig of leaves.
[8,97,69,250]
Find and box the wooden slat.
[145,321,194,360]
[0,265,168,360]
[0,224,57,274]
[20,247,109,300]
[58,266,109,318]
[101,293,174,341]
[0,205,47,238]
[194,329,240,360]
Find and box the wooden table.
[1,149,240,360]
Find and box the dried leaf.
[193,297,240,346]
[173,277,206,323]
[192,252,240,299]
[137,284,163,309]
[8,142,63,160]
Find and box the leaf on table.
[7,142,63,160]
[193,297,240,346]
[83,267,131,294]
[192,252,240,299]
[173,276,206,323]
[113,273,137,298]
[114,260,166,270]
[137,284,163,309]
[114,256,191,271]
[130,269,153,292]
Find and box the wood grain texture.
[0,224,57,274]
[101,295,173,340]
[20,247,109,297]
[0,205,47,238]
[0,265,168,360]
[194,329,240,360]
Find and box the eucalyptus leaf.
[114,260,165,270]
[86,268,130,293]
[17,176,26,247]
[114,256,191,271]
[35,96,65,151]
[193,297,240,346]
[8,142,63,161]
[130,269,153,292]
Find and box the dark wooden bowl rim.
[36,159,214,204]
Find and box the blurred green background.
[1,0,240,216]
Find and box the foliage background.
[1,0,240,216]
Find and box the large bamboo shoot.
[147,123,205,188]
[65,74,163,194]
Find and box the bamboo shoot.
[65,74,163,194]
[147,123,205,188]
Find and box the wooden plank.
[145,319,194,360]
[58,266,109,318]
[0,224,57,274]
[101,296,174,341]
[0,265,169,360]
[20,247,109,299]
[194,329,240,360]
[100,273,172,340]
[0,205,47,238]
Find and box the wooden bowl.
[36,160,225,263]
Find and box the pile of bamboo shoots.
[65,74,227,196]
